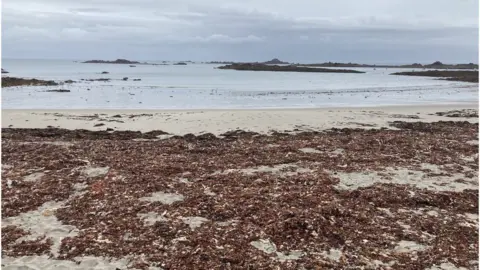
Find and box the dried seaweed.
[1,121,478,269]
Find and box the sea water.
[1,59,478,109]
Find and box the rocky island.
[391,70,479,83]
[298,61,478,70]
[82,59,159,65]
[217,63,365,73]
[263,58,289,64]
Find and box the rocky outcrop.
[391,70,478,83]
[298,62,478,70]
[45,89,71,93]
[217,63,365,73]
[82,59,161,66]
[83,59,140,64]
[263,58,289,65]
[2,77,58,88]
[81,78,110,82]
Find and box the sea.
[1,59,478,109]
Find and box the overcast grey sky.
[2,0,479,63]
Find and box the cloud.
[1,0,478,62]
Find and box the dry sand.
[2,104,478,135]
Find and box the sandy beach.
[2,104,479,135]
[2,104,479,269]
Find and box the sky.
[2,0,479,63]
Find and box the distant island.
[217,63,365,73]
[82,59,160,65]
[391,70,478,83]
[206,58,290,65]
[263,58,289,64]
[298,61,478,70]
[206,61,236,64]
[207,60,477,70]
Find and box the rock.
[2,68,9,74]
[64,80,75,83]
[2,77,58,88]
[45,89,71,93]
[101,71,109,74]
[94,123,105,127]
[174,62,187,65]
[263,58,289,65]
[82,59,158,66]
[83,59,140,64]
[82,78,111,82]
[133,79,141,81]
[217,63,365,73]
[391,70,478,83]
[123,77,128,81]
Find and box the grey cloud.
[2,0,478,62]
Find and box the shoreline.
[3,102,478,112]
[2,104,478,135]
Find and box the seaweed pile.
[2,121,478,269]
